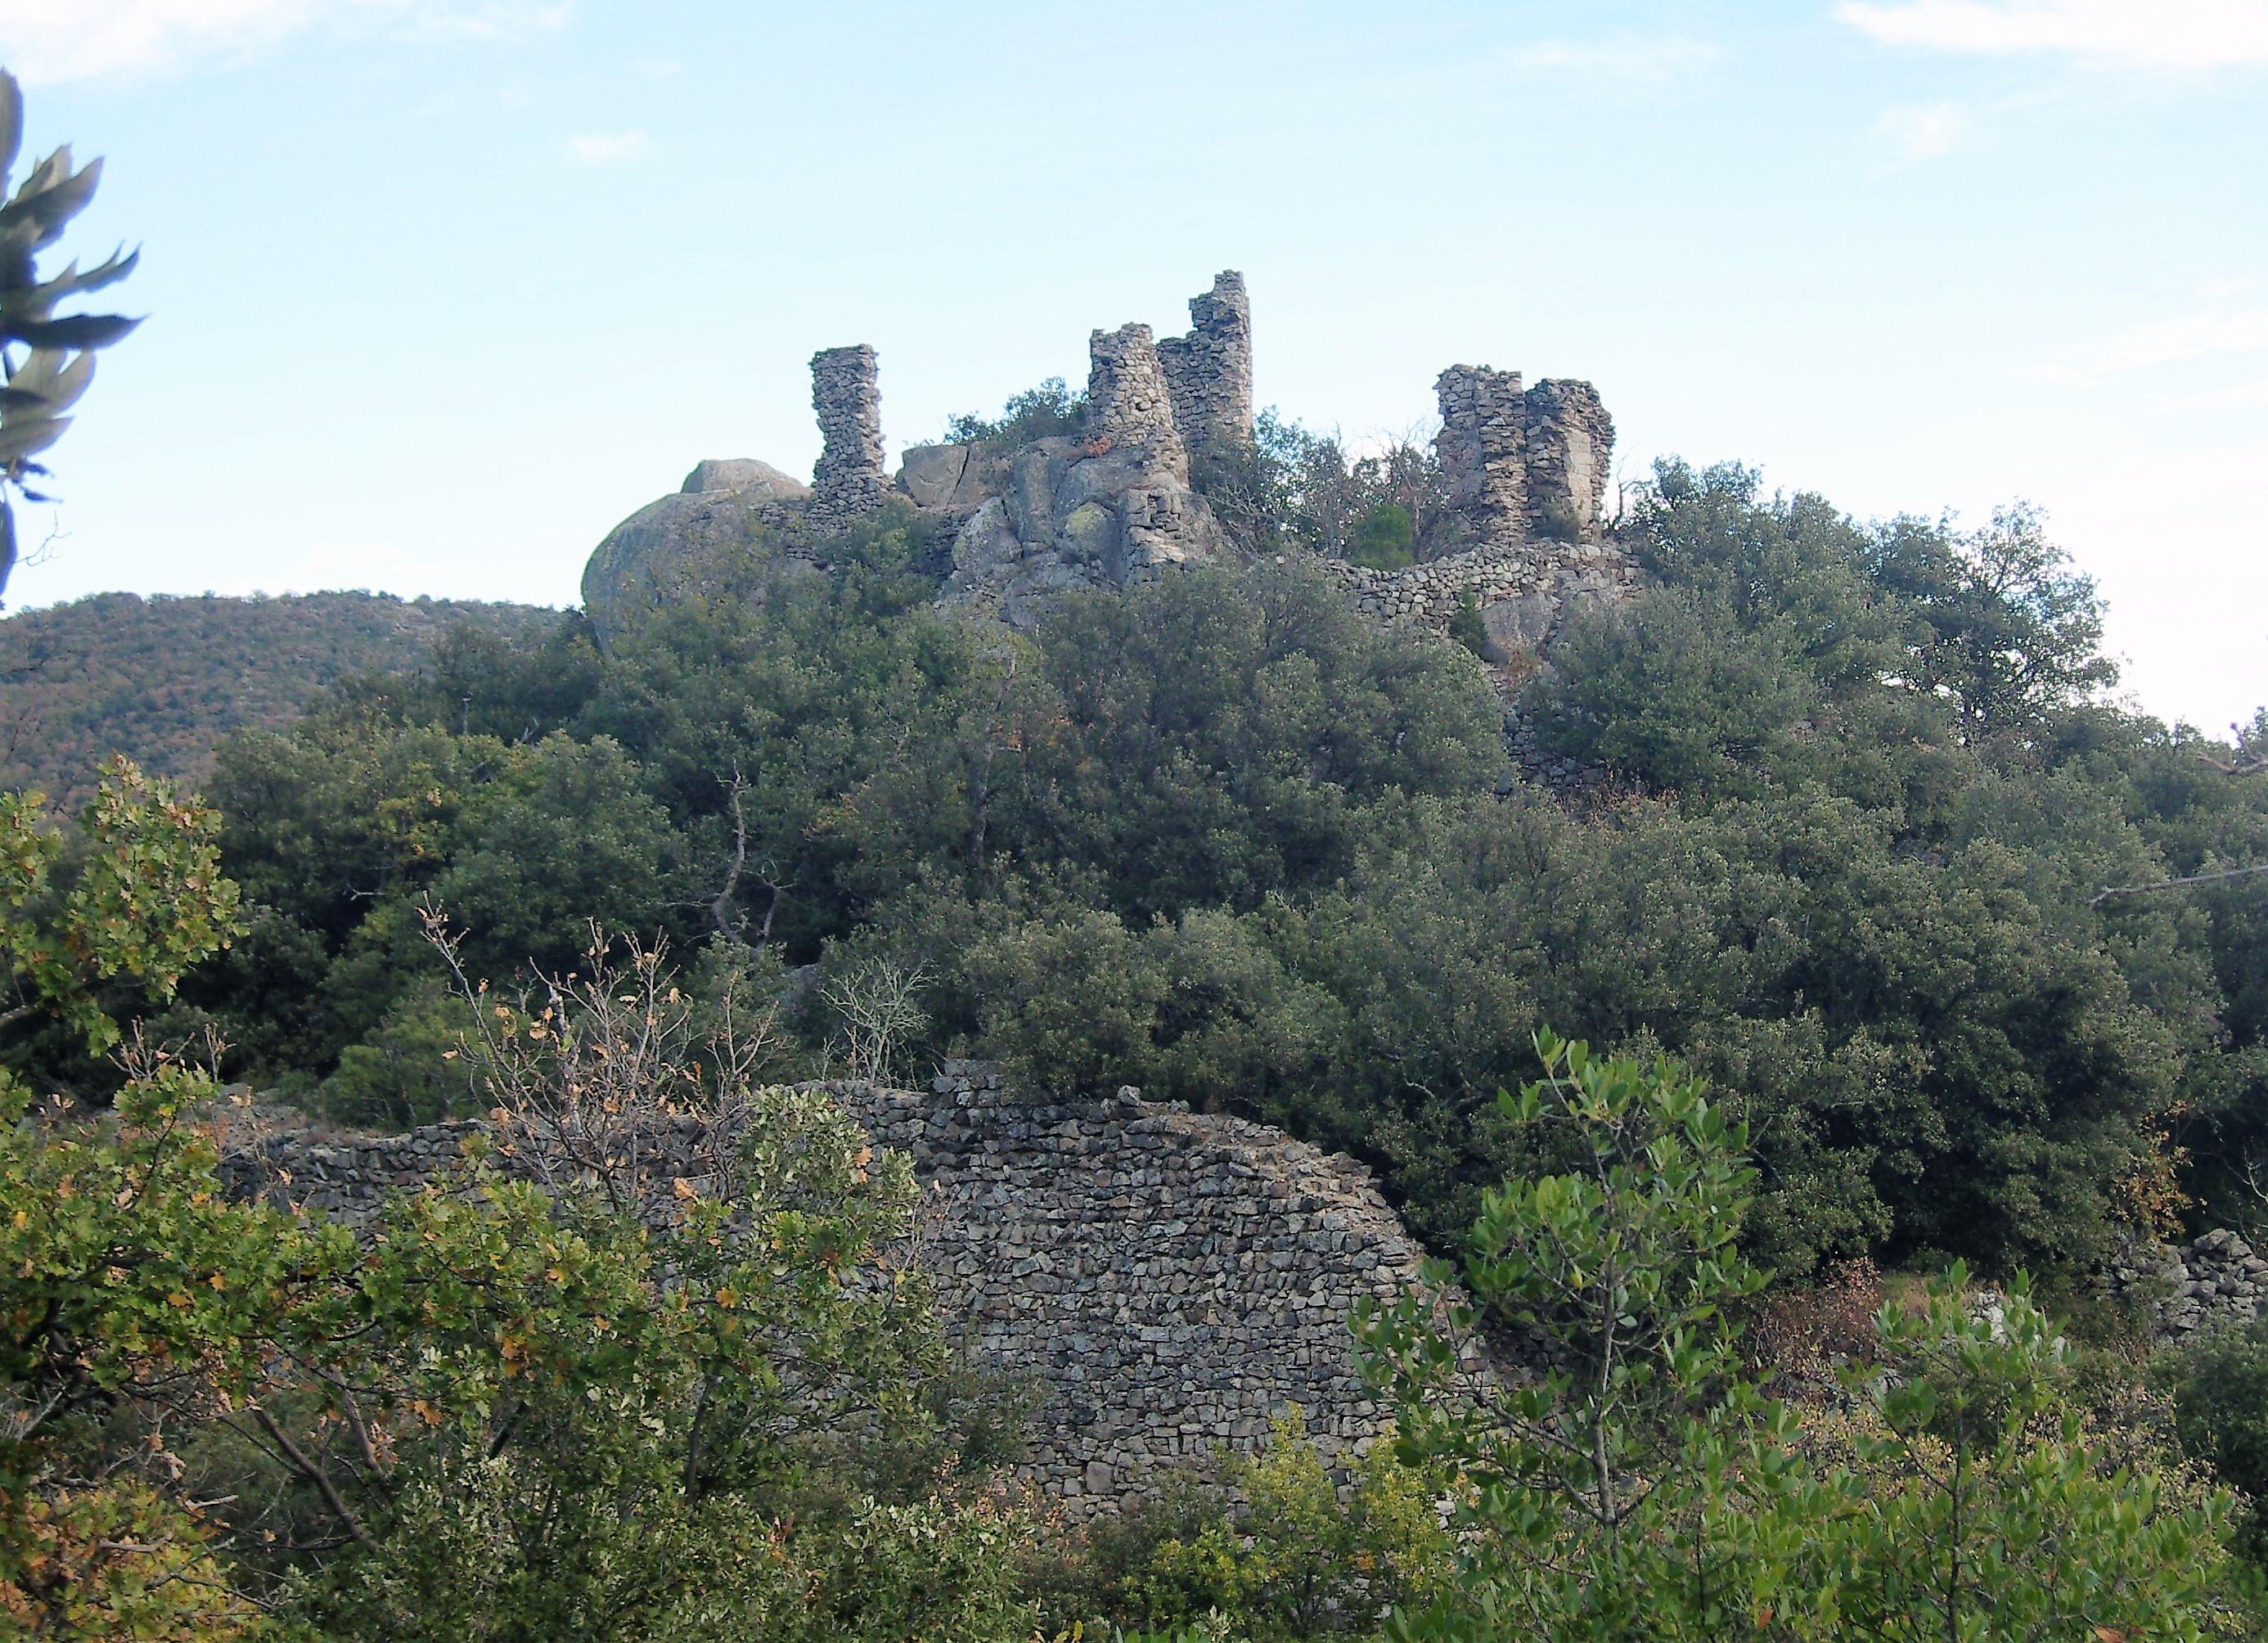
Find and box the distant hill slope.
[0,591,563,806]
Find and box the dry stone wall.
[223,1064,1462,1519]
[1434,365,1528,550]
[809,344,889,529]
[1086,323,1190,483]
[1524,380,1616,538]
[2100,1228,2268,1337]
[1159,271,1254,450]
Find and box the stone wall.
[809,344,889,528]
[1158,271,1254,450]
[223,1065,1463,1519]
[1086,323,1190,484]
[1524,379,1615,538]
[1434,365,1528,550]
[2100,1228,2268,1338]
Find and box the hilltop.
[0,589,561,806]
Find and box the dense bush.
[119,457,2265,1286]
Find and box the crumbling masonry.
[808,343,889,529]
[1158,270,1255,450]
[1085,323,1190,482]
[224,1065,1469,1520]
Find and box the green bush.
[1347,502,1415,571]
[2160,1320,2268,1564]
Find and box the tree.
[0,68,141,604]
[1355,1034,2237,1641]
[2,754,241,1068]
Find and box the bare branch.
[2092,862,2268,907]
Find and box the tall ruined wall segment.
[1159,271,1254,449]
[1087,323,1190,482]
[1524,379,1615,538]
[223,1064,1460,1520]
[1435,364,1528,550]
[809,343,889,527]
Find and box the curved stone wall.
[224,1063,1460,1518]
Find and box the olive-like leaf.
[3,313,141,350]
[0,414,70,464]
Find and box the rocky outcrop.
[2102,1228,2268,1338]
[580,460,813,646]
[941,320,1233,628]
[221,1064,1465,1519]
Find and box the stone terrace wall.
[1158,271,1254,450]
[223,1065,1460,1519]
[1321,536,1637,631]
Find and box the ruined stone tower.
[1435,364,1530,549]
[1524,379,1616,538]
[809,344,888,521]
[1159,270,1255,450]
[1086,323,1190,483]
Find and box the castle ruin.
[582,268,1634,669]
[1158,270,1256,450]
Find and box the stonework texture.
[2100,1227,2268,1337]
[1159,271,1255,450]
[1434,365,1529,550]
[223,1064,1463,1519]
[809,343,889,529]
[1524,379,1616,538]
[1086,323,1190,483]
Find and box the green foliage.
[1123,1411,1448,1641]
[313,975,481,1128]
[1,755,242,1065]
[1347,502,1415,571]
[0,592,562,806]
[1357,1036,2239,1641]
[1445,593,1485,658]
[0,67,142,601]
[2160,1319,2268,1564]
[2,932,1043,1640]
[945,376,1087,449]
[1,1053,348,1638]
[1191,413,1465,564]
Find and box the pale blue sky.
[2,0,2264,729]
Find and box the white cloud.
[1837,0,2268,70]
[565,128,645,164]
[1504,32,1723,82]
[2031,303,2268,384]
[0,0,569,86]
[1874,99,1972,160]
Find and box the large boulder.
[942,438,1230,628]
[681,457,809,498]
[582,459,812,645]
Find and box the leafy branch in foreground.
[0,67,142,602]
[1357,1033,2239,1641]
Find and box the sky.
[1,0,2264,731]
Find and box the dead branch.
[2093,862,2268,907]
